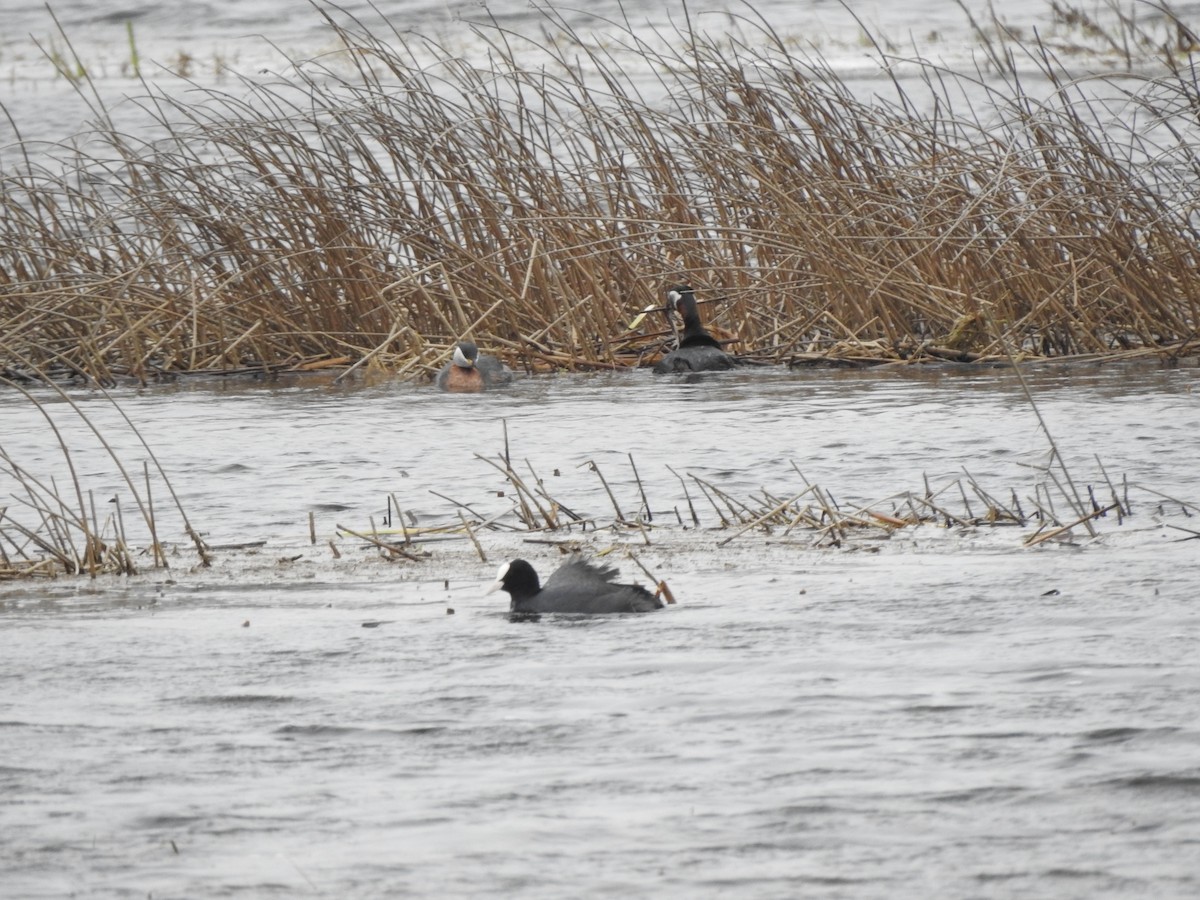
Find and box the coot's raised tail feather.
[486,556,663,614]
[436,340,514,392]
[653,285,737,374]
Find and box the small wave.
[136,813,207,828]
[1018,670,1076,683]
[275,723,448,739]
[768,802,842,815]
[973,871,1027,882]
[1078,726,1178,744]
[265,648,354,660]
[703,873,874,889]
[213,463,254,473]
[1043,868,1110,879]
[930,785,1026,805]
[1107,772,1200,794]
[190,694,298,706]
[276,723,359,737]
[0,764,41,775]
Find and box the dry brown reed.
[2,4,1199,384]
[332,441,1142,554]
[0,373,209,578]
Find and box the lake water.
[4,0,1200,896]
[3,362,1200,898]
[0,0,1182,164]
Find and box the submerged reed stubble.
[1,5,1198,384]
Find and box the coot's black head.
[452,341,480,368]
[485,558,541,604]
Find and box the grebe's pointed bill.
[452,342,478,368]
[484,561,510,595]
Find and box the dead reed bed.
[2,4,1199,384]
[0,375,209,579]
[343,431,1170,562]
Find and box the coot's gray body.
[487,557,663,614]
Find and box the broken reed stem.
[584,459,626,522]
[633,514,652,546]
[975,304,1096,535]
[956,478,976,521]
[628,454,651,522]
[623,549,673,602]
[905,493,974,528]
[1095,454,1127,519]
[689,476,730,527]
[523,460,561,529]
[666,465,701,527]
[428,489,514,529]
[473,452,552,528]
[143,460,166,568]
[963,469,1024,523]
[86,489,100,577]
[1130,484,1200,517]
[509,466,555,528]
[1024,503,1118,546]
[691,475,756,524]
[1026,486,1062,527]
[1164,524,1200,542]
[337,523,423,561]
[718,487,817,547]
[458,511,487,563]
[390,493,411,545]
[0,511,13,568]
[116,504,135,574]
[525,460,581,524]
[476,454,533,527]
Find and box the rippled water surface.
[3,363,1200,898]
[1,0,1168,169]
[4,1,1200,895]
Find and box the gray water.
[4,0,1200,895]
[3,363,1200,898]
[2,0,1186,167]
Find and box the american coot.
[653,286,737,374]
[486,556,663,614]
[436,341,514,392]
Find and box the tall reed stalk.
[0,368,208,578]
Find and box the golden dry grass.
[2,4,1198,385]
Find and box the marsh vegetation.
[2,3,1198,387]
[3,3,1199,579]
